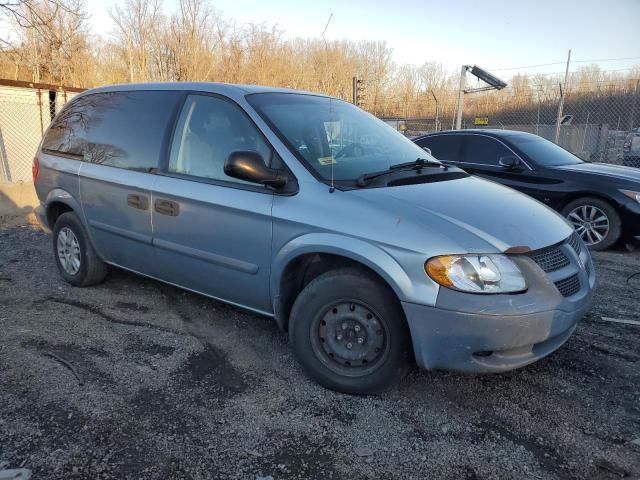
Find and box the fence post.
[580,111,590,156]
[629,79,639,130]
[36,88,44,137]
[430,90,439,132]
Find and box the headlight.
[425,254,527,294]
[621,189,640,203]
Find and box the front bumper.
[404,238,595,373]
[620,199,640,242]
[403,301,589,373]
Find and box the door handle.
[127,193,149,210]
[154,198,180,216]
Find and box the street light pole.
[554,49,571,144]
[455,65,469,130]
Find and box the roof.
[78,82,330,101]
[416,129,540,139]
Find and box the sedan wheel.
[567,204,610,246]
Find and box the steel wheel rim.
[310,300,390,377]
[56,227,81,275]
[567,205,610,246]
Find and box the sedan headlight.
[621,189,640,203]
[425,254,527,294]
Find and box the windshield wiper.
[356,158,443,187]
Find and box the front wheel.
[289,268,412,394]
[561,197,621,250]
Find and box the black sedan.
[413,130,640,250]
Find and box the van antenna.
[329,96,335,193]
[321,13,336,193]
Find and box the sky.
[84,0,640,77]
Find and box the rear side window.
[42,91,181,172]
[462,135,513,165]
[415,135,462,161]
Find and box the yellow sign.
[318,156,336,165]
[474,117,489,126]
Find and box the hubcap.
[567,205,609,246]
[312,301,388,376]
[56,227,81,275]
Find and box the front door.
[458,134,556,203]
[151,94,274,313]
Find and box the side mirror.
[498,155,521,169]
[422,146,432,155]
[224,151,288,188]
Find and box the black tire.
[52,211,107,286]
[289,268,412,394]
[561,197,621,251]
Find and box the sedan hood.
[355,176,573,252]
[555,162,640,183]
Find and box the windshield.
[246,93,437,182]
[509,135,583,167]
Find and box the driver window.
[169,94,272,183]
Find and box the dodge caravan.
[34,83,595,394]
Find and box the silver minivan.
[34,83,595,394]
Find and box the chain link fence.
[0,82,81,182]
[385,79,640,168]
[1,78,639,184]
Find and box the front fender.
[271,232,418,308]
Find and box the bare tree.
[109,0,162,82]
[1,0,90,85]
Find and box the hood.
[554,162,640,183]
[353,176,573,252]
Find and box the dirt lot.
[1,219,639,480]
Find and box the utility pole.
[455,65,468,130]
[554,49,571,144]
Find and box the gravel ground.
[1,218,639,480]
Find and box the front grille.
[585,260,591,277]
[569,232,591,276]
[528,246,570,273]
[555,274,581,297]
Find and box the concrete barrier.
[0,181,39,216]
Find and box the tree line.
[1,0,638,122]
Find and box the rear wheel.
[53,212,107,286]
[561,197,621,250]
[289,268,412,394]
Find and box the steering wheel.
[335,143,367,159]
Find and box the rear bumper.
[34,205,51,233]
[402,300,589,373]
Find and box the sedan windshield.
[509,135,583,167]
[246,93,438,182]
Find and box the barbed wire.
[489,56,640,71]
